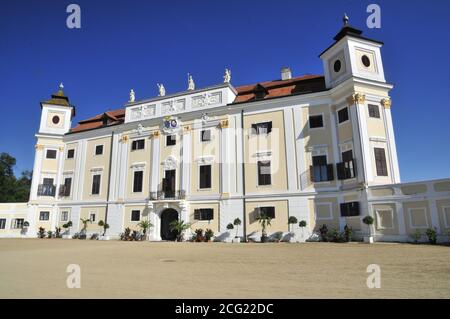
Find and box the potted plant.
[55,227,62,238]
[62,221,73,239]
[79,218,89,239]
[37,227,46,238]
[137,220,153,240]
[319,224,328,242]
[169,219,191,242]
[194,229,204,242]
[256,213,272,243]
[343,224,353,242]
[299,220,307,240]
[362,215,374,243]
[233,218,241,243]
[47,230,53,239]
[226,223,234,242]
[287,216,298,242]
[98,220,110,240]
[204,229,214,242]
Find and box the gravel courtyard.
[0,239,449,298]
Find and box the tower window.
[39,211,50,221]
[133,171,143,193]
[374,148,388,176]
[333,60,341,73]
[309,115,324,129]
[338,107,349,123]
[52,115,60,124]
[368,104,380,118]
[199,165,212,189]
[67,149,75,159]
[201,130,211,142]
[131,139,145,151]
[361,55,371,67]
[46,150,57,159]
[252,122,272,135]
[95,145,104,155]
[166,135,176,146]
[91,174,101,195]
[257,161,271,186]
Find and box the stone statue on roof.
[187,73,195,91]
[223,68,231,83]
[157,83,166,97]
[129,89,135,103]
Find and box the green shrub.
[425,228,437,245]
[410,229,422,243]
[47,230,53,238]
[344,224,353,242]
[299,220,307,228]
[362,216,374,225]
[226,223,234,230]
[319,224,328,242]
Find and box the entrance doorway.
[160,208,178,241]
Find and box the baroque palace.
[1,18,450,242]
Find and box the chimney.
[281,67,292,80]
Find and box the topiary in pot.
[362,215,375,243]
[256,213,272,243]
[205,229,214,242]
[37,227,46,239]
[299,220,307,240]
[288,216,298,233]
[233,218,241,238]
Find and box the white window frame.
[45,148,58,159]
[256,159,272,187]
[165,134,177,147]
[315,202,334,221]
[200,129,212,143]
[39,211,50,221]
[131,138,146,152]
[132,168,145,193]
[11,218,24,229]
[67,148,75,159]
[0,218,7,229]
[367,103,382,120]
[90,168,103,196]
[375,209,394,230]
[408,207,429,229]
[198,163,213,190]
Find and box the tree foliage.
[0,153,32,202]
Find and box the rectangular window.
[257,161,271,186]
[309,115,324,128]
[60,211,69,222]
[258,206,275,219]
[0,219,6,229]
[92,174,101,195]
[368,104,380,118]
[46,149,57,159]
[131,210,141,222]
[43,178,54,186]
[166,135,176,146]
[337,150,356,180]
[340,202,360,217]
[39,211,50,221]
[374,148,388,176]
[89,213,96,223]
[251,122,272,135]
[131,139,145,151]
[311,155,333,182]
[194,208,214,221]
[95,145,104,155]
[338,107,349,123]
[67,149,75,159]
[201,129,211,142]
[133,171,143,193]
[12,219,24,229]
[199,165,212,189]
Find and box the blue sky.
[0,0,449,182]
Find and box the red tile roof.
[69,74,325,134]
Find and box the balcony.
[150,190,186,200]
[59,185,71,197]
[309,164,334,183]
[37,184,56,197]
[337,159,357,180]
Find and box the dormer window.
[254,84,268,100]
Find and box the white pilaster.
[429,199,441,234]
[395,202,407,235]
[181,130,191,196]
[108,133,120,201]
[117,136,129,200]
[234,113,244,195]
[150,134,160,194]
[283,108,298,191]
[74,139,87,201]
[293,106,307,190]
[355,99,373,183]
[30,146,44,201]
[220,121,231,194]
[54,147,65,200]
[329,107,341,182]
[383,106,401,183]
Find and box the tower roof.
[41,83,76,116]
[319,14,383,57]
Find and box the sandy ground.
[0,239,449,299]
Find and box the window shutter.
[267,122,272,134]
[337,162,345,180]
[309,165,315,182]
[326,164,334,181]
[194,209,200,220]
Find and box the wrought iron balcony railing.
[37,184,56,197]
